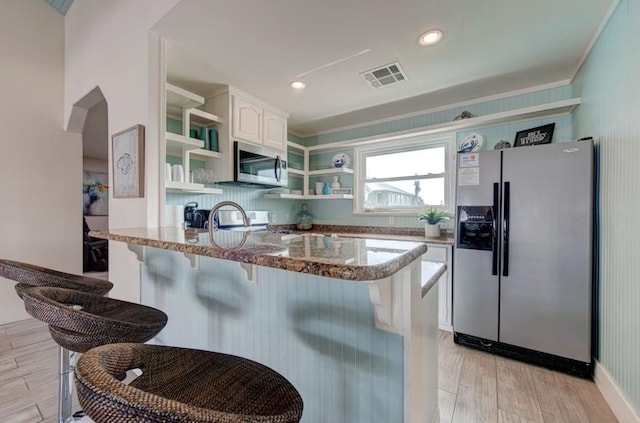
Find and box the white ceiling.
[153,0,615,137]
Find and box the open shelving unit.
[166,83,203,110]
[308,167,354,176]
[164,82,224,195]
[187,148,222,160]
[271,141,356,200]
[268,97,581,201]
[165,181,223,195]
[263,193,353,200]
[166,132,203,151]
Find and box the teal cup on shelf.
[209,129,219,152]
[200,127,209,149]
[189,128,198,139]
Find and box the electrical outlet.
[272,214,278,223]
[389,216,395,225]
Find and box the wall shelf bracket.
[239,263,258,284]
[126,244,146,263]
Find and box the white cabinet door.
[263,110,287,151]
[423,245,452,331]
[232,95,262,144]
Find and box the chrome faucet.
[208,201,251,249]
[208,201,251,232]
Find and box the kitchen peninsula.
[92,227,446,423]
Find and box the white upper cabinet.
[263,110,287,150]
[204,86,289,183]
[210,87,289,152]
[232,95,263,144]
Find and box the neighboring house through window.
[354,133,454,214]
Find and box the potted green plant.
[419,208,449,238]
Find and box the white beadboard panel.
[573,0,640,415]
[288,132,304,144]
[166,186,299,225]
[141,248,405,423]
[304,85,572,146]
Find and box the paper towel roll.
[165,205,184,227]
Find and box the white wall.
[83,157,108,173]
[65,0,180,302]
[82,99,108,161]
[0,0,82,324]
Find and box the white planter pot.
[424,224,441,238]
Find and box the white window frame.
[353,133,455,215]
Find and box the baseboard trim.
[593,360,640,423]
[438,323,453,332]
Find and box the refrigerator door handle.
[503,181,510,277]
[492,182,499,275]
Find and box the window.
[354,135,453,214]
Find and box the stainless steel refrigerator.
[453,140,593,376]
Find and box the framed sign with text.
[514,123,555,147]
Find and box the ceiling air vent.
[360,61,408,88]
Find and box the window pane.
[365,146,445,179]
[364,178,444,208]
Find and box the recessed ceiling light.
[418,29,443,46]
[290,81,306,89]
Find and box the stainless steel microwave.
[233,141,288,187]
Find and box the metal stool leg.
[58,346,75,423]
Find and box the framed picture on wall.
[514,123,555,147]
[82,171,108,215]
[112,124,145,198]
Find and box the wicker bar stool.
[0,259,114,422]
[19,286,168,423]
[75,343,304,423]
[0,259,113,298]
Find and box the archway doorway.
[82,99,109,274]
[67,87,110,276]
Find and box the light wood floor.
[438,331,618,423]
[0,318,62,422]
[0,319,618,423]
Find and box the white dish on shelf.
[290,190,302,195]
[458,133,483,153]
[332,153,351,168]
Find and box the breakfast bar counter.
[92,227,445,423]
[90,227,434,281]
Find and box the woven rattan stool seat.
[75,343,304,423]
[20,286,168,352]
[0,259,113,298]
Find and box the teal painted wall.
[298,86,574,228]
[167,83,574,230]
[572,0,640,414]
[304,85,572,146]
[142,248,404,423]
